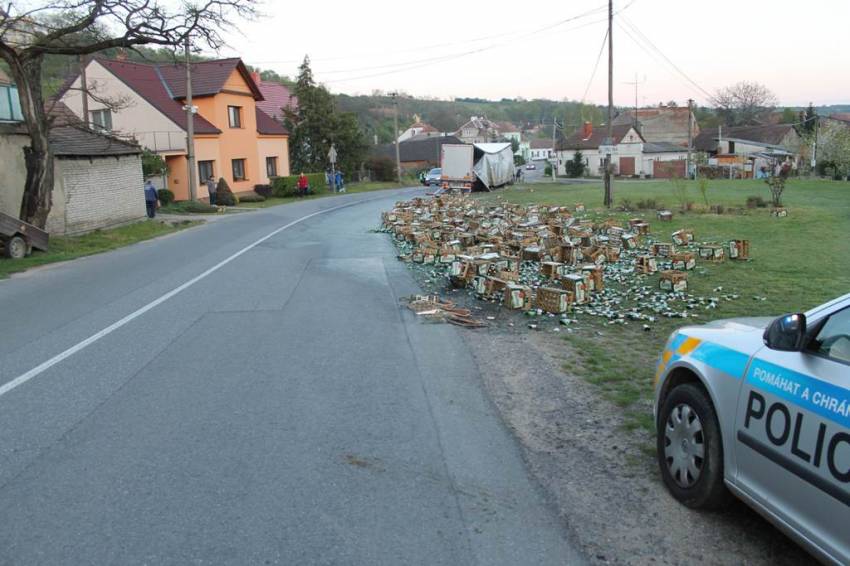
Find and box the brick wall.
[57,154,146,235]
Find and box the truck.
[439,143,516,193]
[439,144,475,193]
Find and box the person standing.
[206,176,217,206]
[335,170,345,193]
[297,172,309,197]
[144,180,159,218]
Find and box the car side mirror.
[763,313,807,351]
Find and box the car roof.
[806,292,850,320]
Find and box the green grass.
[478,178,850,439]
[0,219,200,280]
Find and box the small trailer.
[0,211,49,259]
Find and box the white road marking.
[0,199,374,399]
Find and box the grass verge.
[0,219,200,280]
[479,178,850,439]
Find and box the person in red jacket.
[297,172,309,197]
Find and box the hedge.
[271,173,327,198]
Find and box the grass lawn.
[0,219,200,280]
[478,178,850,437]
[226,180,412,210]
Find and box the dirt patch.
[460,327,810,564]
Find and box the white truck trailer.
[439,144,475,192]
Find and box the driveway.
[0,188,582,565]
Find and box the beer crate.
[657,210,673,221]
[670,252,696,271]
[581,264,604,292]
[636,255,658,275]
[698,244,725,262]
[672,229,695,246]
[535,286,574,314]
[541,261,564,279]
[728,239,750,260]
[561,274,588,304]
[504,284,533,310]
[659,270,688,292]
[651,242,675,258]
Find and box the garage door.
[619,157,635,176]
[654,160,686,179]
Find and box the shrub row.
[270,173,327,198]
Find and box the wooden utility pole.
[184,37,198,201]
[78,55,89,127]
[392,92,401,184]
[687,98,694,179]
[603,0,614,208]
[551,119,557,181]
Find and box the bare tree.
[712,81,778,127]
[0,1,257,228]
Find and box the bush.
[271,173,327,197]
[746,195,768,208]
[619,198,633,211]
[254,184,272,198]
[182,201,218,214]
[365,156,398,182]
[216,177,237,206]
[544,164,553,176]
[635,198,660,210]
[157,188,175,205]
[238,193,266,203]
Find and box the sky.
[214,0,850,107]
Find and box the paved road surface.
[0,188,582,565]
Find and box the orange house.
[59,57,290,201]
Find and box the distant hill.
[335,93,608,144]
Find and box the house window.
[198,160,214,184]
[227,106,242,128]
[231,158,246,181]
[266,156,278,177]
[90,109,112,131]
[0,84,23,122]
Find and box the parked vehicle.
[440,145,475,192]
[423,168,442,186]
[525,163,537,170]
[654,293,850,565]
[0,211,49,259]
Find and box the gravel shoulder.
[458,323,810,565]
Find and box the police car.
[654,293,850,565]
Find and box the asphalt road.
[0,188,582,565]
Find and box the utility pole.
[603,0,614,208]
[391,92,401,184]
[184,37,198,201]
[551,118,558,181]
[810,114,819,174]
[687,98,694,179]
[78,55,89,127]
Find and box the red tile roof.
[557,124,642,150]
[256,80,297,122]
[94,58,220,134]
[155,58,263,99]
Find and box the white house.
[398,118,440,142]
[555,122,688,178]
[529,139,553,161]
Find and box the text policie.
[380,195,751,327]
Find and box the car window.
[430,169,441,175]
[809,306,850,364]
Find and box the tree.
[283,56,367,176]
[800,102,817,134]
[712,81,778,126]
[817,119,850,179]
[0,1,256,228]
[565,151,585,177]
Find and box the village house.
[1,70,145,234]
[555,122,688,178]
[372,135,463,173]
[612,105,698,147]
[455,116,502,144]
[58,57,290,202]
[694,123,802,178]
[529,139,554,161]
[398,117,440,142]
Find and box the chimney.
[582,121,593,140]
[250,71,261,85]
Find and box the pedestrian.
[335,170,345,193]
[297,172,309,197]
[206,176,217,206]
[144,179,159,218]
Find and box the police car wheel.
[657,383,731,509]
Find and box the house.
[555,122,688,178]
[694,123,802,177]
[58,57,290,202]
[1,77,145,234]
[612,105,698,147]
[371,135,463,172]
[398,117,440,142]
[529,139,553,161]
[455,116,502,144]
[252,73,297,123]
[493,121,522,143]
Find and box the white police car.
[654,293,850,565]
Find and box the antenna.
[622,73,647,130]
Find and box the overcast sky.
[215,0,849,107]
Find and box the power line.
[580,27,609,103]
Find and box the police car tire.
[657,383,732,510]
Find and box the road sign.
[328,145,338,164]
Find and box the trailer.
[0,211,49,259]
[439,144,475,193]
[472,143,515,191]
